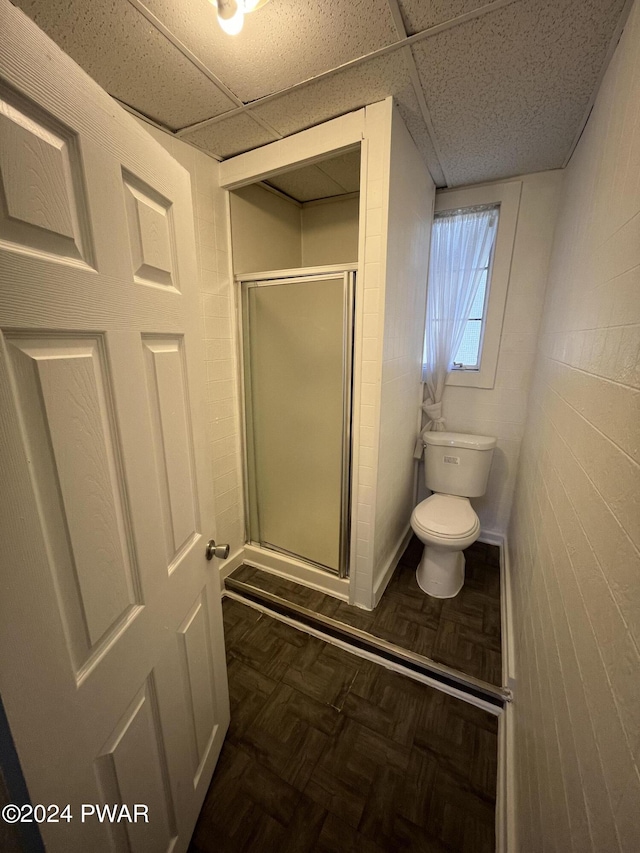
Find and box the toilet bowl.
[411,494,480,598]
[410,431,495,599]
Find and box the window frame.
[434,181,522,389]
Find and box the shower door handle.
[205,539,230,560]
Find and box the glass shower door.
[242,271,354,576]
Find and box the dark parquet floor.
[190,600,498,853]
[228,537,502,686]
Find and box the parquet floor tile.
[228,536,502,685]
[190,601,498,853]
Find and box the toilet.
[410,432,496,598]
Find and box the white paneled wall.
[347,101,390,608]
[438,171,563,535]
[509,2,640,850]
[134,120,245,562]
[348,99,434,608]
[373,107,433,593]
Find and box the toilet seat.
[411,494,479,540]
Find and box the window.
[426,181,521,389]
[438,205,499,371]
[452,265,489,368]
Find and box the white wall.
[428,170,563,535]
[301,195,359,266]
[229,183,301,273]
[134,120,245,563]
[509,2,640,850]
[373,106,434,592]
[230,183,359,273]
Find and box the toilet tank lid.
[423,431,496,450]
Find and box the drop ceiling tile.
[397,0,488,36]
[180,112,279,158]
[412,0,627,186]
[251,50,413,138]
[265,165,346,202]
[14,0,237,129]
[316,150,362,193]
[392,73,447,186]
[253,49,446,185]
[140,0,399,103]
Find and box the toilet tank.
[424,432,496,498]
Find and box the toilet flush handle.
[205,539,230,560]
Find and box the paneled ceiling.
[12,0,631,187]
[263,149,361,202]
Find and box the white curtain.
[421,206,498,432]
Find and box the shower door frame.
[237,264,356,579]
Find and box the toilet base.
[416,546,465,599]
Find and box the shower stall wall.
[221,100,433,608]
[240,267,355,578]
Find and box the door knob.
[205,539,230,561]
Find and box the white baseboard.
[490,530,517,852]
[499,533,516,693]
[371,526,413,608]
[478,528,503,547]
[496,699,517,853]
[243,544,349,601]
[478,530,516,693]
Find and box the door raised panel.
[0,8,229,849]
[96,677,177,853]
[0,83,93,266]
[142,336,199,570]
[178,591,219,787]
[5,333,142,671]
[123,170,178,291]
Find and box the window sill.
[446,367,495,389]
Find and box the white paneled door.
[0,3,229,851]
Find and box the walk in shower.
[240,268,355,577]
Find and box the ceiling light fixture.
[211,0,270,36]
